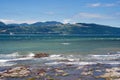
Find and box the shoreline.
[0,53,120,80]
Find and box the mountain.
[0,22,6,27]
[31,21,63,27]
[0,21,120,35]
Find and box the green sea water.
[0,34,120,55]
[0,34,120,67]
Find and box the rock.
[26,77,36,80]
[62,72,69,76]
[106,67,120,72]
[81,67,93,76]
[96,67,120,80]
[37,69,46,77]
[34,53,49,58]
[55,68,64,73]
[0,66,30,78]
[96,72,120,80]
[81,71,93,76]
[66,64,73,66]
[76,66,84,70]
[46,76,55,80]
[95,69,102,72]
[55,72,69,77]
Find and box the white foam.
[65,62,96,65]
[0,60,9,63]
[61,43,70,45]
[0,62,16,67]
[0,52,35,67]
[50,54,62,57]
[45,61,96,65]
[89,54,120,61]
[26,52,35,57]
[45,61,120,66]
[96,61,120,65]
[117,51,120,54]
[5,52,20,57]
[45,62,63,65]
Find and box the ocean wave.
[0,62,16,67]
[45,61,120,66]
[1,51,120,67]
[0,52,35,67]
[0,52,35,58]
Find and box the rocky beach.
[0,53,120,80]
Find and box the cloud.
[87,3,117,7]
[0,19,38,24]
[62,12,114,24]
[0,19,15,24]
[88,3,101,7]
[104,3,116,7]
[45,12,55,15]
[74,12,112,19]
[63,19,71,24]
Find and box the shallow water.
[0,34,120,67]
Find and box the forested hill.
[0,21,120,35]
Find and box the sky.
[0,0,120,27]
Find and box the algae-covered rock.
[55,68,64,73]
[37,69,46,77]
[26,77,36,80]
[34,53,49,58]
[0,66,30,78]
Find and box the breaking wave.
[0,52,35,67]
[1,51,120,67]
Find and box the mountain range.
[0,21,120,35]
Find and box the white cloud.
[0,19,15,24]
[63,19,71,24]
[88,3,101,7]
[74,12,113,19]
[45,12,55,15]
[62,12,113,24]
[87,3,117,7]
[0,19,37,24]
[104,3,116,7]
[16,20,38,24]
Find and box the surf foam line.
[45,61,120,66]
[0,52,35,67]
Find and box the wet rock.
[95,69,102,72]
[55,68,64,73]
[55,72,69,77]
[26,77,36,80]
[46,76,55,80]
[37,69,46,77]
[76,66,84,70]
[0,66,30,78]
[62,72,69,76]
[66,64,73,66]
[96,67,120,80]
[81,71,93,76]
[106,67,120,72]
[81,68,93,76]
[96,72,120,80]
[54,68,69,77]
[34,53,49,58]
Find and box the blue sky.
[0,0,120,27]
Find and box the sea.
[0,34,120,67]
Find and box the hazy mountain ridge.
[0,21,120,35]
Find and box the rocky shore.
[0,53,120,80]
